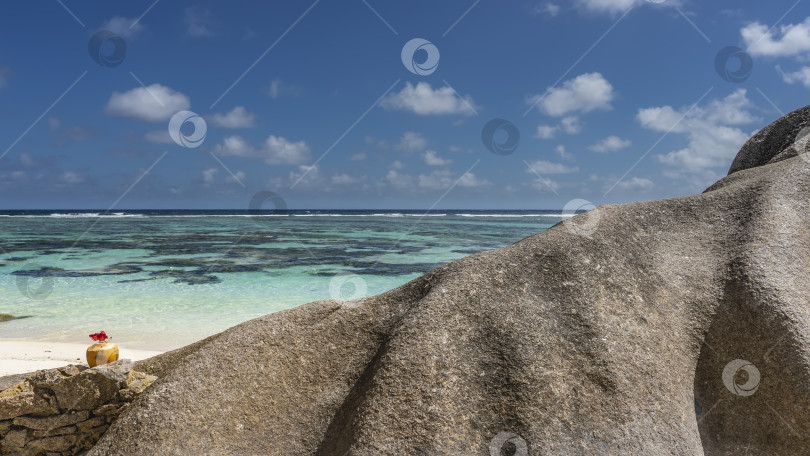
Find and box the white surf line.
[58,151,169,256]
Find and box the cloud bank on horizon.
[0,0,806,209]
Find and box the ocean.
[0,210,567,350]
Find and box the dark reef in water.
[3,222,517,285]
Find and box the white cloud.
[662,168,721,190]
[269,79,282,99]
[534,2,561,16]
[780,65,810,88]
[417,170,491,190]
[58,171,84,185]
[287,165,320,188]
[381,82,479,116]
[225,171,246,184]
[210,106,256,129]
[266,165,324,190]
[423,150,452,166]
[389,160,405,170]
[589,135,631,153]
[202,167,218,186]
[19,152,36,167]
[535,124,558,139]
[46,117,61,132]
[263,136,312,165]
[331,173,364,185]
[525,160,579,174]
[593,174,654,193]
[574,0,675,15]
[101,16,143,39]
[381,169,491,192]
[267,79,300,99]
[535,117,581,139]
[350,152,366,161]
[105,84,190,122]
[46,118,94,144]
[555,145,574,161]
[613,176,653,192]
[656,126,751,171]
[530,177,560,193]
[561,116,582,134]
[575,0,678,14]
[214,135,312,165]
[448,145,472,154]
[199,167,245,187]
[741,17,810,57]
[575,0,638,14]
[637,89,759,173]
[184,7,213,37]
[144,130,174,144]
[213,136,253,156]
[638,90,757,133]
[528,72,614,117]
[534,116,582,139]
[7,171,28,184]
[396,131,428,153]
[721,9,744,18]
[385,170,413,190]
[457,172,492,188]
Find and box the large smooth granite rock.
[91,106,810,455]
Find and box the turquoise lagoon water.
[0,210,564,350]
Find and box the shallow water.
[0,210,563,350]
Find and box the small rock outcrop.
[50,107,810,454]
[0,360,156,455]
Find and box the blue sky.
[0,0,808,209]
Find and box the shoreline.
[0,339,165,377]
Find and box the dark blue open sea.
[0,210,566,350]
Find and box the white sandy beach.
[0,340,164,377]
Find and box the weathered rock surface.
[0,373,32,393]
[87,106,810,455]
[0,392,56,421]
[0,360,156,455]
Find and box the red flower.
[89,331,108,342]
